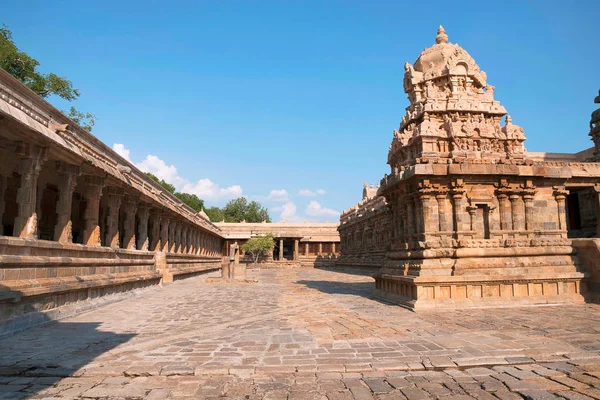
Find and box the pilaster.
[53,162,81,243]
[104,187,124,248]
[497,193,512,230]
[553,187,569,234]
[160,216,171,252]
[510,194,525,231]
[82,175,105,246]
[0,175,8,236]
[13,143,48,238]
[121,194,138,250]
[149,209,162,251]
[136,204,150,250]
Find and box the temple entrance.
[273,239,294,260]
[566,187,599,238]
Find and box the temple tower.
[374,27,588,309]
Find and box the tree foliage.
[222,197,271,223]
[241,233,275,268]
[174,192,204,212]
[145,172,175,193]
[145,173,204,212]
[66,106,96,132]
[0,24,96,131]
[204,206,224,222]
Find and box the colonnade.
[0,141,221,256]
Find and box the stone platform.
[0,268,599,399]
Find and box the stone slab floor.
[1,268,600,399]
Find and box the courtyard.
[0,268,599,399]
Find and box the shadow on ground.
[296,279,398,306]
[0,285,135,399]
[314,266,379,276]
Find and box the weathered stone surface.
[0,270,599,398]
[337,27,600,310]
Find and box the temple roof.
[409,26,487,87]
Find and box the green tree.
[0,24,96,131]
[241,233,275,268]
[204,206,224,222]
[174,192,204,212]
[222,197,271,223]
[66,106,96,132]
[145,172,175,194]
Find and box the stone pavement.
[0,268,599,399]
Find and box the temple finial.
[436,25,448,44]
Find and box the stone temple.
[337,26,600,310]
[0,25,599,338]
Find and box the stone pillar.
[121,194,138,249]
[451,192,467,233]
[318,242,323,255]
[523,192,535,231]
[510,194,525,231]
[169,220,177,253]
[396,201,405,240]
[53,162,80,243]
[193,230,199,254]
[82,175,105,246]
[332,242,336,254]
[413,196,423,234]
[293,239,299,261]
[149,210,162,251]
[0,175,7,235]
[305,242,309,256]
[104,187,123,248]
[278,239,283,261]
[390,193,398,238]
[436,193,450,232]
[497,194,512,230]
[420,194,439,234]
[161,216,171,252]
[554,188,568,232]
[467,205,477,231]
[405,197,415,236]
[35,174,48,236]
[181,226,187,253]
[13,143,47,238]
[176,223,183,253]
[136,204,150,250]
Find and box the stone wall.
[336,184,391,271]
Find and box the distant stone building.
[217,222,340,267]
[338,26,600,309]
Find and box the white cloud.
[112,143,132,162]
[305,200,339,219]
[272,201,302,222]
[182,179,242,202]
[267,189,289,202]
[112,143,243,203]
[136,154,186,188]
[298,189,317,197]
[298,189,326,197]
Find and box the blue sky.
[3,1,599,221]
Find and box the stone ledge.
[0,271,162,300]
